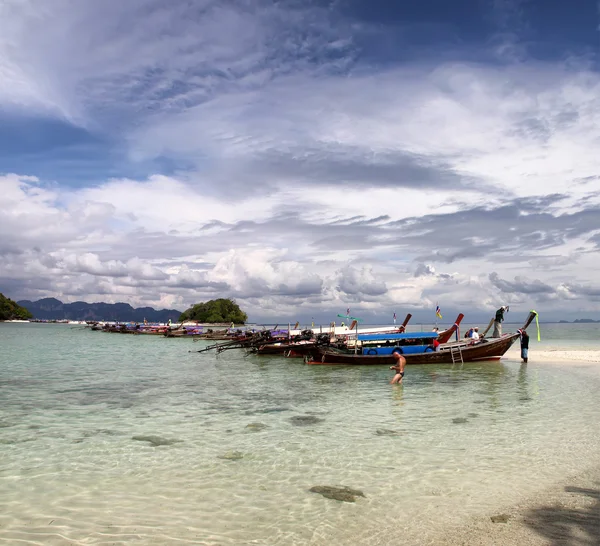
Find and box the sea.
[1,322,600,545]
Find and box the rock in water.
[132,435,181,447]
[245,423,268,432]
[452,418,468,424]
[309,486,366,503]
[218,451,244,461]
[289,415,324,426]
[490,514,510,523]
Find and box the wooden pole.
[481,317,495,338]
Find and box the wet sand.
[504,347,600,364]
[435,464,600,546]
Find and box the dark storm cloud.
[489,272,555,295]
[394,198,600,261]
[336,265,387,296]
[414,263,436,277]
[251,147,485,191]
[564,283,600,298]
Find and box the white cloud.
[206,248,323,298]
[1,2,600,321]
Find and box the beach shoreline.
[504,347,600,365]
[433,463,600,546]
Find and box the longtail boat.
[255,339,319,356]
[305,312,537,365]
[436,314,464,343]
[254,314,414,357]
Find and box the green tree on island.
[179,298,248,324]
[0,293,33,321]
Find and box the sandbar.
[503,347,600,365]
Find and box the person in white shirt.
[470,327,480,341]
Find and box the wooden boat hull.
[436,313,464,343]
[306,334,519,365]
[193,334,238,340]
[255,342,318,356]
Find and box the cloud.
[60,253,169,281]
[2,170,600,320]
[563,282,600,299]
[414,263,436,277]
[336,265,387,297]
[1,2,600,321]
[0,0,355,125]
[489,272,555,295]
[206,249,324,298]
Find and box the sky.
[1,0,600,324]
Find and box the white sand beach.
[504,347,600,365]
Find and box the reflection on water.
[1,323,600,545]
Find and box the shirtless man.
[390,351,406,384]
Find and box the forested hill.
[0,293,33,320]
[18,298,182,322]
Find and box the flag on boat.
[435,305,442,319]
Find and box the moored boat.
[253,314,415,357]
[306,335,516,365]
[305,312,537,365]
[436,314,464,343]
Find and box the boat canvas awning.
[358,332,439,341]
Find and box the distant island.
[179,298,248,324]
[558,319,599,324]
[0,293,33,321]
[17,298,182,323]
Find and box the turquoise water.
[1,323,600,545]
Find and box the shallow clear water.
[1,323,600,545]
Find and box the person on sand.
[519,329,529,363]
[389,351,406,384]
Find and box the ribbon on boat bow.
[531,310,540,341]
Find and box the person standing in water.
[519,329,529,363]
[390,351,406,384]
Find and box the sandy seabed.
[432,464,600,546]
[431,353,600,546]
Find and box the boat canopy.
[358,332,439,341]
